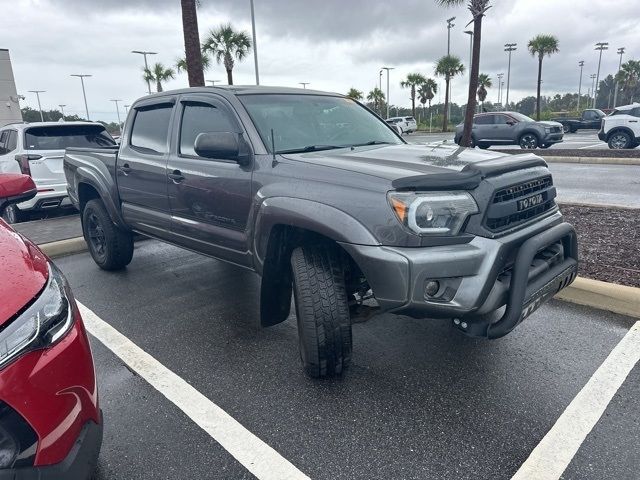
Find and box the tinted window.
[494,115,513,125]
[0,131,9,154]
[7,131,17,152]
[631,108,640,118]
[507,112,535,122]
[24,125,115,150]
[179,103,235,157]
[474,115,494,125]
[584,111,598,120]
[405,117,416,122]
[130,104,173,154]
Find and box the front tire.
[290,243,352,378]
[608,131,632,149]
[82,199,133,270]
[519,133,540,149]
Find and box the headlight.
[545,127,552,134]
[0,264,73,369]
[388,191,478,236]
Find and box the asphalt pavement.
[52,240,638,480]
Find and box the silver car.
[454,112,564,149]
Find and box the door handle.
[168,169,185,183]
[119,163,131,175]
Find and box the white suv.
[598,103,640,149]
[0,121,115,222]
[385,116,418,134]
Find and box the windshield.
[507,112,535,123]
[24,125,116,150]
[238,94,403,154]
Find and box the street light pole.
[28,90,46,121]
[110,99,123,134]
[132,50,157,95]
[613,47,625,108]
[504,43,517,109]
[249,0,259,85]
[446,17,456,55]
[497,73,504,105]
[70,74,92,120]
[299,82,309,89]
[464,31,473,70]
[589,74,597,107]
[593,42,609,108]
[59,104,66,120]
[124,105,130,115]
[577,60,585,110]
[382,66,394,119]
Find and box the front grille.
[492,176,552,204]
[485,176,556,232]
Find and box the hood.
[538,121,564,128]
[282,142,516,181]
[0,221,49,325]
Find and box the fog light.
[424,280,440,297]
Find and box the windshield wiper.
[276,144,346,154]
[351,140,394,147]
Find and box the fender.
[253,196,379,274]
[606,126,637,141]
[73,163,129,230]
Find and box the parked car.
[64,86,578,378]
[386,116,417,134]
[0,173,102,478]
[598,103,640,149]
[551,109,605,133]
[454,112,564,149]
[0,122,116,223]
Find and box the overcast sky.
[3,0,637,122]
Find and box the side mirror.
[0,174,37,214]
[506,120,516,126]
[194,132,241,162]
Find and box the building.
[0,49,23,127]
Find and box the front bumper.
[0,418,102,480]
[340,212,578,338]
[542,133,563,144]
[598,130,606,142]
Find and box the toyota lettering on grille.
[517,193,544,211]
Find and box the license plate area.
[520,264,578,321]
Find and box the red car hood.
[0,220,49,325]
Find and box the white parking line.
[578,143,607,149]
[77,301,310,480]
[512,321,640,480]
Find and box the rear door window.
[130,104,174,154]
[474,115,494,125]
[24,125,115,150]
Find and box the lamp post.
[110,99,123,135]
[504,43,517,109]
[131,50,157,95]
[249,0,259,85]
[464,31,473,70]
[59,104,66,120]
[577,61,585,110]
[124,105,130,115]
[593,42,609,108]
[589,74,597,106]
[28,90,45,121]
[497,73,504,105]
[613,47,625,108]
[70,74,92,120]
[446,17,456,55]
[382,66,394,119]
[299,82,309,89]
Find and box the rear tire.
[1,205,27,224]
[82,199,133,270]
[608,131,632,149]
[290,243,352,378]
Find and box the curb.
[39,237,87,259]
[541,156,640,166]
[555,277,640,319]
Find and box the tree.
[477,73,492,111]
[418,79,437,123]
[437,0,491,145]
[366,88,385,115]
[400,73,427,118]
[346,88,363,100]
[435,55,465,131]
[180,0,205,87]
[616,60,640,104]
[515,96,537,116]
[595,75,616,109]
[203,24,252,85]
[176,51,211,74]
[528,34,559,120]
[143,63,176,93]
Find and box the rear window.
[24,125,115,150]
[405,117,416,122]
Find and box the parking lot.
[51,240,638,479]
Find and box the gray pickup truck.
[64,86,578,378]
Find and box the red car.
[0,174,102,478]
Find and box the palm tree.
[180,0,205,87]
[143,63,176,93]
[346,88,363,101]
[435,55,465,132]
[418,79,437,125]
[400,73,427,118]
[176,51,211,74]
[477,73,492,111]
[203,24,252,85]
[437,1,491,146]
[366,88,385,116]
[528,34,559,120]
[616,60,640,104]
